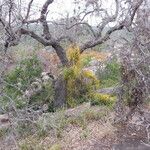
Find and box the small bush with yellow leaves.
[90,93,116,107]
[63,45,100,107]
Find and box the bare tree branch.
[80,0,144,52]
[25,0,34,20]
[39,0,53,40]
[0,0,144,65]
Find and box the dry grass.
[17,104,116,150]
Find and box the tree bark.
[52,42,68,66]
[51,43,68,108]
[53,76,67,108]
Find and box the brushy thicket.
[1,55,53,110]
[63,45,115,107]
[0,46,116,111]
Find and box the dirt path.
[1,105,150,150]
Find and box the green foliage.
[65,53,119,110]
[1,55,45,109]
[98,59,121,88]
[29,81,54,106]
[5,55,42,91]
[63,45,100,107]
[90,93,116,107]
[6,55,42,86]
[2,55,54,110]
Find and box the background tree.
[0,0,144,107]
[115,0,150,123]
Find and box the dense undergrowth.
[0,46,120,150]
[0,46,119,112]
[63,45,116,107]
[0,55,53,110]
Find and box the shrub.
[29,80,54,107]
[63,45,100,107]
[89,92,116,107]
[4,55,42,90]
[1,55,53,109]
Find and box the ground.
[0,103,150,150]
